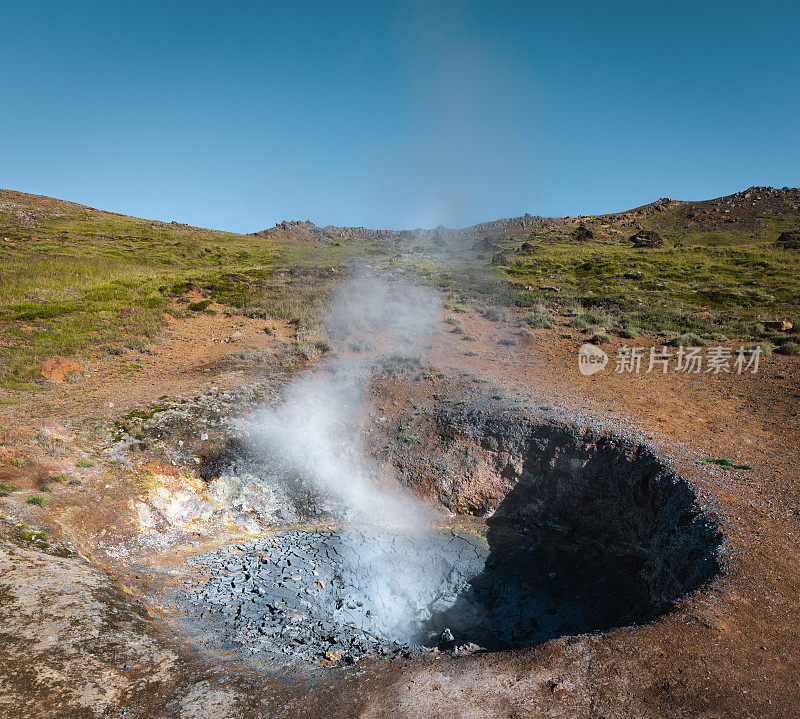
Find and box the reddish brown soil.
[1,307,799,718]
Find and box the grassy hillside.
[1,186,798,392]
[495,187,800,343]
[0,190,374,389]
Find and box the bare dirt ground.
[1,306,799,718]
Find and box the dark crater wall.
[390,400,722,610]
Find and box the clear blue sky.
[1,1,798,233]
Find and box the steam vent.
[180,402,722,664]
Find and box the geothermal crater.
[181,403,722,665]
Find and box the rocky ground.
[0,302,799,718]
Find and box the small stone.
[438,628,455,651]
[40,356,87,383]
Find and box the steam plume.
[248,265,441,528]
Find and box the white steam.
[248,266,442,528]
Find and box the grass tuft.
[670,333,707,347]
[776,341,799,356]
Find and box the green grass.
[0,483,17,497]
[10,457,25,468]
[26,495,48,507]
[670,333,707,347]
[702,458,753,470]
[2,188,799,390]
[14,528,50,549]
[501,209,800,341]
[524,306,554,329]
[187,299,212,312]
[0,193,342,388]
[76,458,96,467]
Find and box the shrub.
[377,353,424,376]
[776,341,799,356]
[26,496,48,507]
[187,299,212,312]
[618,327,641,339]
[483,306,506,322]
[10,457,25,468]
[582,311,611,327]
[524,309,554,329]
[669,333,707,347]
[590,332,611,345]
[562,304,584,317]
[746,342,772,357]
[0,483,17,497]
[76,458,95,467]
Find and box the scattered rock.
[40,356,88,383]
[764,320,793,331]
[472,238,497,252]
[776,230,800,249]
[14,209,36,228]
[571,224,594,241]
[629,229,664,248]
[438,628,455,650]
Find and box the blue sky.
[1,1,798,232]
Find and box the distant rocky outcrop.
[252,213,555,245]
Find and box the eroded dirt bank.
[1,305,799,718]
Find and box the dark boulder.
[777,230,800,249]
[629,229,664,248]
[473,237,497,253]
[571,224,595,241]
